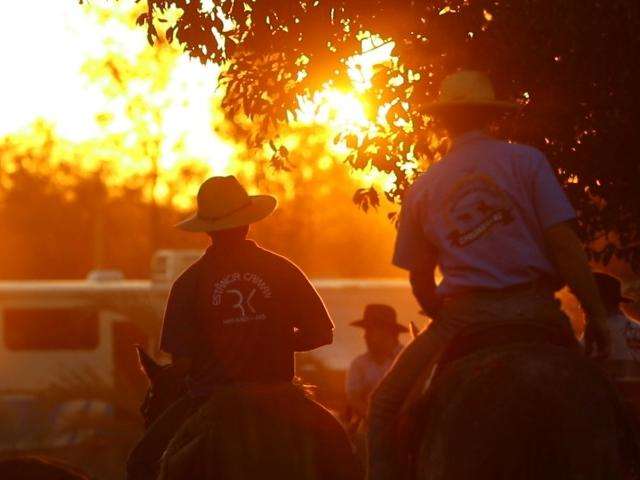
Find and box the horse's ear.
[136,345,161,381]
[409,321,420,340]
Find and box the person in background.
[346,304,407,421]
[592,272,640,380]
[345,304,407,463]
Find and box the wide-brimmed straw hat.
[176,176,277,232]
[350,304,408,333]
[422,70,518,113]
[594,272,634,305]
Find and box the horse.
[0,456,90,479]
[404,321,640,480]
[135,347,362,480]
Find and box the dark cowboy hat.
[350,304,408,333]
[594,272,633,305]
[176,176,277,232]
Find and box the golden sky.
[0,0,233,166]
[0,1,397,208]
[1,1,119,139]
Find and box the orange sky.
[0,1,236,169]
[0,1,399,211]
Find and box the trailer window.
[3,308,100,350]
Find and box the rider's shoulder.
[171,256,206,288]
[496,139,548,164]
[406,167,437,197]
[252,244,309,277]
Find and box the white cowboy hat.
[176,176,277,232]
[423,70,518,112]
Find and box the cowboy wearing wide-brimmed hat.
[367,70,611,480]
[347,305,407,416]
[127,176,341,480]
[346,305,406,462]
[589,272,640,382]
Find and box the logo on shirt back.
[444,174,514,247]
[211,272,272,325]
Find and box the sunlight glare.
[0,1,399,208]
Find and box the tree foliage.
[1,2,402,279]
[0,121,399,279]
[124,0,640,269]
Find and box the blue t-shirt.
[393,131,576,296]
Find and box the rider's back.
[397,131,575,295]
[161,240,333,395]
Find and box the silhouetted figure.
[126,176,347,480]
[346,304,406,462]
[591,272,640,380]
[588,272,640,421]
[347,305,406,420]
[367,71,611,479]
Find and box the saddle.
[399,320,578,477]
[436,320,577,376]
[159,383,362,480]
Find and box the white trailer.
[0,278,168,393]
[0,251,420,393]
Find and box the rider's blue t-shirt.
[393,131,576,296]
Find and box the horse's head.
[136,346,186,428]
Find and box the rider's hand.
[584,315,612,360]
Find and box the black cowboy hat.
[176,176,276,232]
[350,304,408,333]
[594,272,633,305]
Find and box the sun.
[297,89,369,130]
[0,1,399,208]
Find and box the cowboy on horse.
[367,70,613,480]
[127,176,358,480]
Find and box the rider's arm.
[393,185,442,318]
[528,152,610,357]
[410,262,441,319]
[293,325,333,352]
[544,221,611,356]
[288,262,334,352]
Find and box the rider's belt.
[445,278,558,299]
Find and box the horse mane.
[0,456,90,480]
